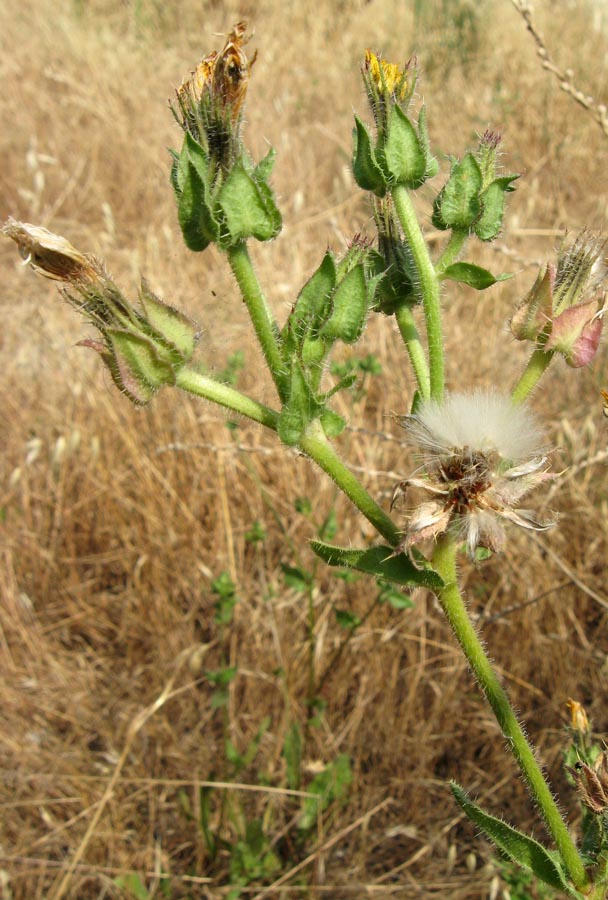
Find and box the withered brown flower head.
[2,218,102,283]
[177,21,256,125]
[568,752,608,815]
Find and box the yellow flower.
[566,698,590,734]
[365,49,410,102]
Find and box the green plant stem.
[394,303,431,400]
[227,241,288,402]
[511,348,555,404]
[300,422,401,547]
[435,228,468,274]
[431,534,589,893]
[176,368,280,430]
[392,184,444,401]
[177,371,402,547]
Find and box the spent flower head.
[392,391,555,558]
[511,230,607,368]
[3,219,199,405]
[173,21,255,173]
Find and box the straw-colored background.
[2,1,608,897]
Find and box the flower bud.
[510,265,554,341]
[510,230,607,368]
[566,698,590,734]
[568,752,608,815]
[3,219,200,405]
[353,52,436,195]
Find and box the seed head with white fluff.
[392,391,556,558]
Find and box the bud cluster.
[2,219,199,405]
[510,231,607,367]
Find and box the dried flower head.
[568,752,608,815]
[393,391,556,558]
[173,22,256,170]
[2,217,101,282]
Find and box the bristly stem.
[300,421,402,547]
[435,228,468,275]
[394,303,431,401]
[227,241,288,402]
[176,368,280,430]
[511,348,555,405]
[177,370,402,547]
[431,534,589,892]
[392,184,445,402]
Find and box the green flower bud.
[354,51,436,194]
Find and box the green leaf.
[317,508,338,542]
[283,722,302,790]
[377,581,415,610]
[433,152,483,230]
[278,361,318,446]
[352,115,387,195]
[321,264,369,344]
[474,177,517,241]
[284,251,336,349]
[299,754,352,831]
[450,783,583,897]
[139,281,199,361]
[441,262,512,290]
[106,328,175,402]
[255,146,277,182]
[417,106,439,179]
[335,608,362,629]
[206,666,238,687]
[177,162,212,252]
[382,105,427,187]
[281,562,312,592]
[218,158,282,244]
[319,408,346,438]
[114,873,150,900]
[310,541,443,590]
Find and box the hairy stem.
[394,303,431,401]
[227,241,288,402]
[300,422,401,547]
[392,184,445,401]
[177,371,401,546]
[435,228,468,274]
[431,535,589,892]
[511,348,555,405]
[176,368,280,430]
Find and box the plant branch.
[300,422,401,547]
[431,534,589,892]
[227,241,288,402]
[392,184,445,401]
[176,368,280,430]
[394,303,431,401]
[511,348,554,404]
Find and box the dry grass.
[2,1,608,897]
